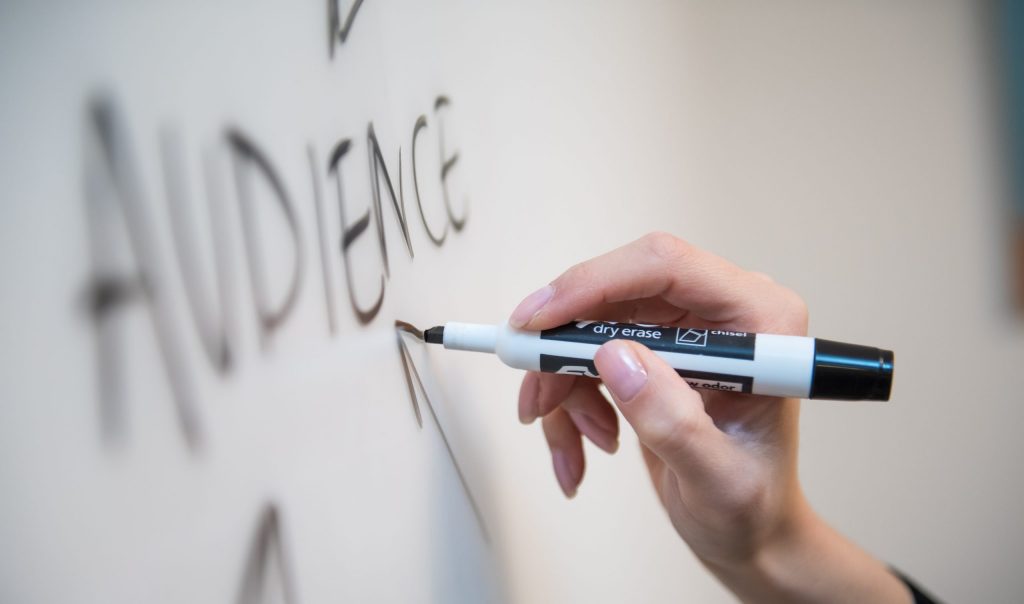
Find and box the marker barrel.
[438,321,893,401]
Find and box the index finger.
[509,232,780,331]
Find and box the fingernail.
[552,449,578,498]
[570,410,619,454]
[510,285,555,328]
[599,341,648,402]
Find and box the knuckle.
[733,475,768,512]
[536,376,570,415]
[782,288,809,332]
[732,477,769,522]
[638,402,703,452]
[555,260,594,291]
[750,276,809,335]
[710,475,769,533]
[793,296,809,327]
[642,231,689,262]
[540,413,560,440]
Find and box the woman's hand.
[510,232,910,603]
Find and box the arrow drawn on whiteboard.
[236,503,299,604]
[328,0,365,58]
[395,321,490,543]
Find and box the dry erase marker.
[424,321,893,401]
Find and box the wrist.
[699,495,818,603]
[701,497,911,604]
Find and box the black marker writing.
[308,146,338,334]
[227,129,305,345]
[328,137,385,325]
[327,0,365,58]
[235,502,299,604]
[161,129,235,372]
[80,90,470,449]
[395,322,489,542]
[435,96,468,231]
[82,96,203,448]
[367,122,414,277]
[411,115,447,246]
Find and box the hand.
[510,232,910,603]
[510,232,808,562]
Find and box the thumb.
[594,339,736,487]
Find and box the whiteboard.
[3,1,1023,603]
[1,1,501,601]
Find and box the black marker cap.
[809,339,894,401]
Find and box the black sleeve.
[891,568,943,604]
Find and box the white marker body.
[440,322,815,398]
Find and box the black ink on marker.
[540,321,756,360]
[537,354,755,393]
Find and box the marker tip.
[424,326,445,344]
